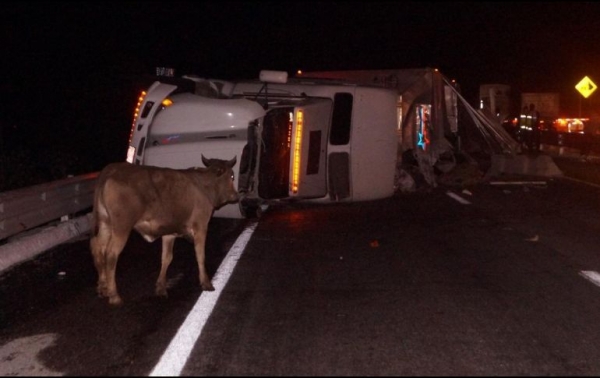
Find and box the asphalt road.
[2,129,600,375]
[2,158,600,375]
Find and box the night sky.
[3,1,600,175]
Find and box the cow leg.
[90,224,111,297]
[156,235,176,297]
[104,230,129,306]
[193,225,214,291]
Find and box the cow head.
[202,155,236,173]
[201,155,239,206]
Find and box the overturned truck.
[127,68,519,218]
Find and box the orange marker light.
[291,109,304,194]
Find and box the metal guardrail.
[0,172,99,241]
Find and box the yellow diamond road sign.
[575,76,597,98]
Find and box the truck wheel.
[242,203,262,219]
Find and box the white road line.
[580,270,600,288]
[446,191,471,205]
[149,221,258,377]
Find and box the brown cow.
[90,156,239,306]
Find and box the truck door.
[291,100,331,199]
[258,100,331,200]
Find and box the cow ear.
[201,154,209,167]
[227,156,237,168]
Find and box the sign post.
[575,76,597,117]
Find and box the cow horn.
[201,154,210,167]
[227,156,237,168]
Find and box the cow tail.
[91,178,105,238]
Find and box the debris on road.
[525,235,539,242]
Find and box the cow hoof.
[201,282,215,291]
[155,287,168,297]
[108,295,123,306]
[96,283,108,297]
